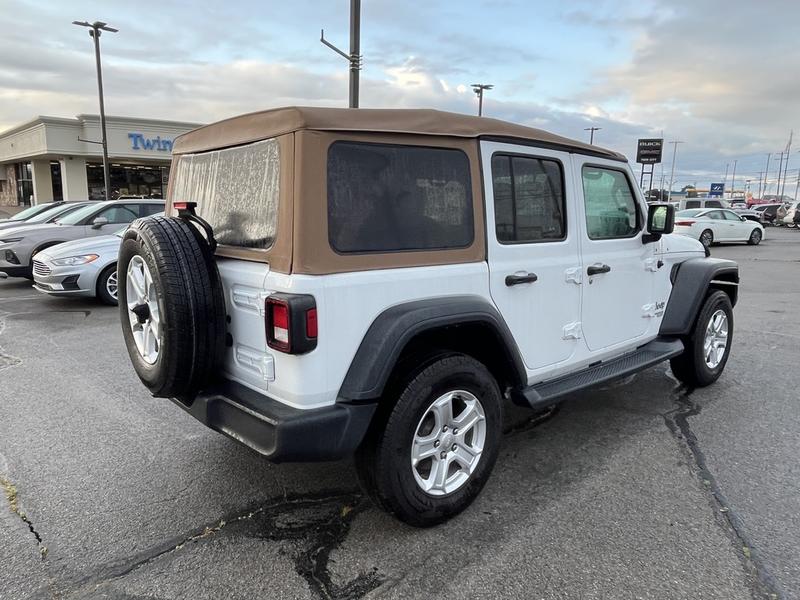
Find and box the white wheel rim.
[126,256,160,364]
[703,309,728,369]
[410,390,486,496]
[106,270,118,300]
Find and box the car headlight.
[0,237,23,244]
[51,254,100,266]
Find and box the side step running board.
[511,338,684,410]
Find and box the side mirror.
[91,216,109,229]
[643,203,674,243]
[740,215,747,221]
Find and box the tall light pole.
[763,153,771,196]
[667,140,684,202]
[729,159,737,198]
[471,84,493,116]
[584,127,601,144]
[73,20,117,200]
[320,0,362,108]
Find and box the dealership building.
[0,115,202,207]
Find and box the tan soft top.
[172,106,625,161]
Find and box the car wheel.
[747,228,762,245]
[118,216,226,403]
[355,354,503,527]
[96,264,119,306]
[670,290,733,387]
[699,229,714,249]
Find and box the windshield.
[9,203,56,221]
[677,209,705,218]
[56,203,101,225]
[27,203,87,224]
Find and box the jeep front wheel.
[670,290,733,387]
[355,354,502,527]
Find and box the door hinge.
[565,267,582,284]
[562,322,582,340]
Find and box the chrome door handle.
[587,264,611,276]
[505,273,538,286]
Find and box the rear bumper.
[175,381,377,462]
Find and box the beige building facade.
[0,114,202,206]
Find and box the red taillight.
[265,294,317,354]
[674,220,695,226]
[266,298,290,352]
[173,201,189,210]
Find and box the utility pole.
[780,131,793,198]
[320,0,362,108]
[667,140,684,202]
[756,172,763,198]
[729,159,737,198]
[471,84,493,116]
[73,20,117,199]
[794,168,800,201]
[584,127,601,144]
[775,151,785,199]
[763,153,771,196]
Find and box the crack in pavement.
[663,380,783,600]
[0,473,48,560]
[70,490,382,600]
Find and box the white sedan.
[674,208,765,248]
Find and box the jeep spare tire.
[118,216,226,403]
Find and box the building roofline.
[0,114,204,139]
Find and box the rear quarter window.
[169,138,280,249]
[327,142,474,253]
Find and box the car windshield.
[55,203,102,225]
[27,203,87,224]
[677,209,705,217]
[9,203,56,221]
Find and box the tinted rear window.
[327,142,473,253]
[169,138,280,249]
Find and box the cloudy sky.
[1,0,799,192]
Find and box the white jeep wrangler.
[118,107,738,526]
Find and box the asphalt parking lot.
[1,228,798,600]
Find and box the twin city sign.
[127,132,174,152]
[636,138,664,164]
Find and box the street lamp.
[73,20,118,200]
[584,127,601,144]
[471,84,493,117]
[667,140,684,202]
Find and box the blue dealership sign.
[709,182,725,197]
[128,132,174,152]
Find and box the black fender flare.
[659,257,739,336]
[338,295,526,402]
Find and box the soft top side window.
[327,142,474,253]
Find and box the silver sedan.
[32,230,124,305]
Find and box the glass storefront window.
[86,163,167,200]
[15,162,33,205]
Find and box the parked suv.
[118,107,739,526]
[0,200,163,278]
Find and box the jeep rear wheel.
[118,216,226,403]
[355,354,502,527]
[670,290,733,387]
